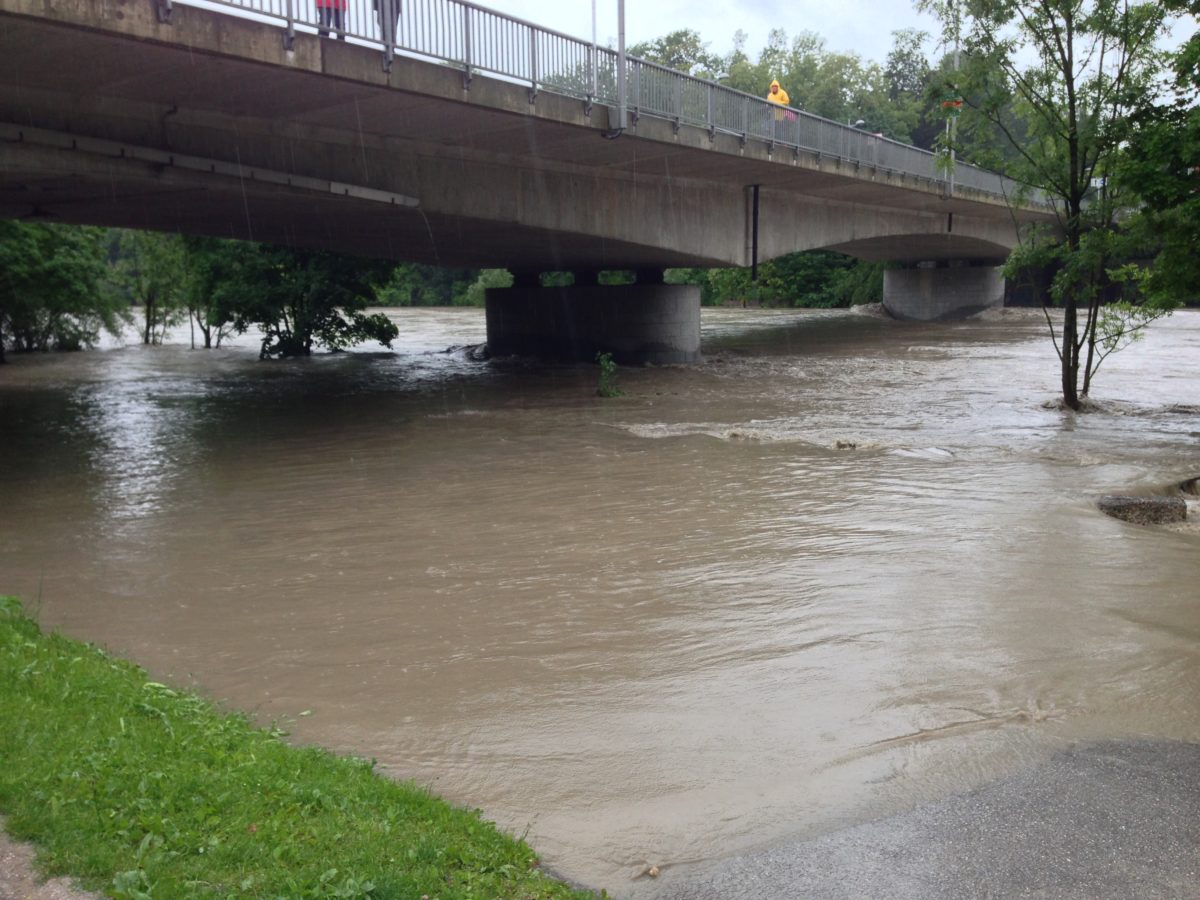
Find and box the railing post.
[585,43,595,115]
[380,0,396,73]
[462,5,472,89]
[528,27,538,103]
[631,61,639,122]
[706,82,714,138]
[282,0,294,50]
[672,73,681,132]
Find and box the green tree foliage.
[205,243,398,359]
[0,222,123,362]
[1117,0,1199,307]
[667,252,882,308]
[375,263,481,307]
[463,268,515,305]
[112,229,189,345]
[178,236,238,349]
[714,27,944,144]
[886,28,936,146]
[629,29,723,77]
[921,0,1180,408]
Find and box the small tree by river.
[921,0,1184,410]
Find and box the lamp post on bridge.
[596,0,626,134]
[845,118,864,160]
[617,0,626,129]
[591,0,597,102]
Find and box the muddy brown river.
[1,306,1197,896]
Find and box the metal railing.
[167,0,1035,204]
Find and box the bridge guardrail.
[169,0,1039,206]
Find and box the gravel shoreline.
[0,819,98,900]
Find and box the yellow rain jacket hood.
[767,79,790,105]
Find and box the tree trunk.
[142,296,154,345]
[1062,295,1081,410]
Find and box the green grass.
[0,597,598,899]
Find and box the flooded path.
[2,307,1198,896]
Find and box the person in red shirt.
[316,0,346,39]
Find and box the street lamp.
[844,118,865,160]
[597,0,627,137]
[617,0,626,129]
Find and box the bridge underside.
[0,136,710,270]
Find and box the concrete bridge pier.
[484,282,701,364]
[883,264,1006,321]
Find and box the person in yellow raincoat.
[766,79,790,107]
[766,78,792,131]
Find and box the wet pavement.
[661,740,1200,899]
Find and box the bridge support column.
[484,284,701,364]
[883,265,1005,321]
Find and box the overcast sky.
[475,0,1194,71]
[476,0,944,67]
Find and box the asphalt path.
[660,740,1200,899]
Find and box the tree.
[1117,0,1200,306]
[176,236,238,349]
[629,29,723,77]
[207,242,398,359]
[921,0,1180,409]
[113,229,188,345]
[884,29,937,146]
[0,222,123,362]
[375,263,481,307]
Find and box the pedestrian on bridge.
[315,0,346,39]
[766,79,790,108]
[765,78,795,138]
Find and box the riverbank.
[0,597,596,899]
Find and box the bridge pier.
[484,284,701,364]
[882,264,1006,321]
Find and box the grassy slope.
[0,597,597,899]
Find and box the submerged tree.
[0,222,123,362]
[112,229,189,345]
[178,236,238,349]
[207,242,398,359]
[921,0,1182,409]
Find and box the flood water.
[1,306,1198,896]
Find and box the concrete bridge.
[0,0,1054,361]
